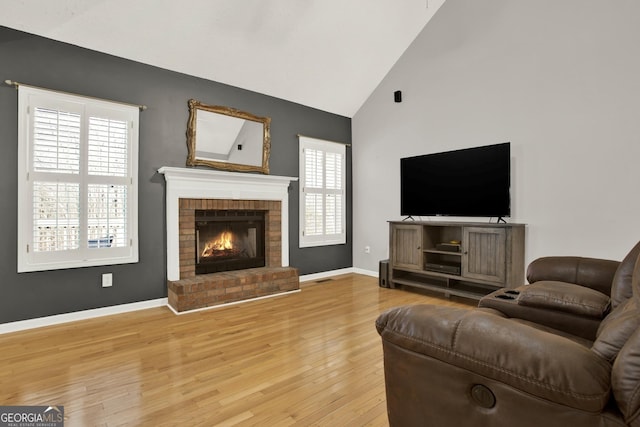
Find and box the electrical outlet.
[365,246,371,254]
[102,273,113,288]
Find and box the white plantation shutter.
[87,184,128,248]
[33,108,81,173]
[304,148,324,237]
[299,136,346,247]
[324,151,342,236]
[32,181,80,252]
[88,117,128,176]
[31,104,83,254]
[17,86,139,272]
[86,114,130,250]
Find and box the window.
[17,86,139,272]
[299,136,346,247]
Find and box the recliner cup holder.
[495,294,515,300]
[504,289,520,295]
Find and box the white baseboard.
[299,267,355,282]
[352,267,378,278]
[0,298,168,335]
[299,267,379,282]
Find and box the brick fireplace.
[158,167,299,313]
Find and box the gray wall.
[0,26,352,324]
[353,0,640,273]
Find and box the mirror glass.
[186,99,271,174]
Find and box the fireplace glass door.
[195,210,266,274]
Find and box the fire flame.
[201,231,234,257]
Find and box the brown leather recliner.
[376,244,640,426]
[478,241,640,340]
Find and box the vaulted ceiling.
[1,0,445,117]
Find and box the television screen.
[400,142,511,218]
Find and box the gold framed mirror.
[186,99,271,174]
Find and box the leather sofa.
[376,242,640,426]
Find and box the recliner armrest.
[478,284,607,340]
[376,304,611,412]
[516,281,611,318]
[526,257,619,295]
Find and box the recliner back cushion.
[592,298,640,362]
[611,253,640,425]
[612,326,640,425]
[527,257,619,295]
[611,241,640,309]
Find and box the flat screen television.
[400,142,511,218]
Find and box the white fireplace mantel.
[158,166,298,281]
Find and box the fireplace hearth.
[195,210,265,274]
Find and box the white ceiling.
[1,0,445,117]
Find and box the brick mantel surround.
[158,167,299,312]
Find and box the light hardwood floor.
[0,274,472,426]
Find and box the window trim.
[17,86,139,272]
[299,135,347,248]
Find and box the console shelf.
[389,221,525,300]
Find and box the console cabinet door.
[391,224,422,270]
[462,227,506,283]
